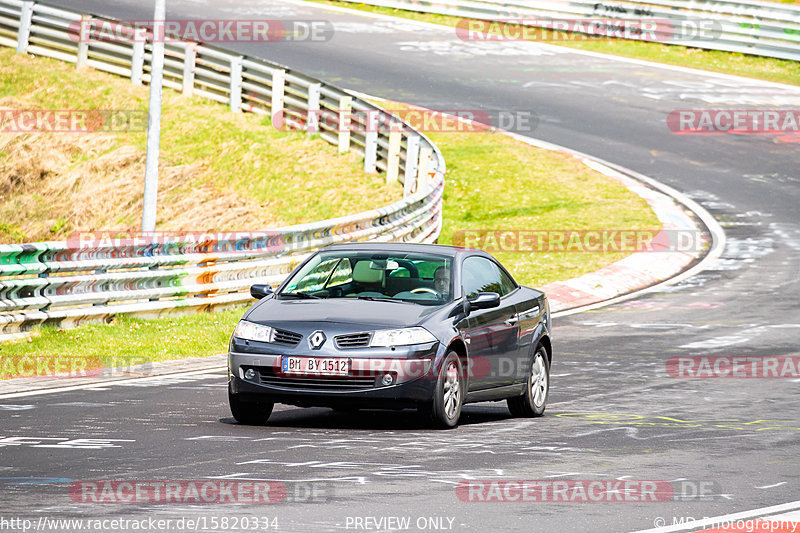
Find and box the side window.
[498,267,517,295]
[461,257,503,299]
[389,267,410,278]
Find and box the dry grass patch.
[0,48,402,242]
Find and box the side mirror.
[250,284,274,300]
[468,292,500,311]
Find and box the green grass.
[0,222,26,242]
[430,129,658,287]
[0,46,660,374]
[0,308,246,378]
[307,0,800,87]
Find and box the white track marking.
[0,367,225,400]
[635,500,800,532]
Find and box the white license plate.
[281,356,350,376]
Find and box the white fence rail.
[0,0,446,338]
[342,0,800,61]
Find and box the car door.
[497,267,543,385]
[459,256,520,391]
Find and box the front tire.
[228,384,274,425]
[423,351,464,428]
[507,345,549,417]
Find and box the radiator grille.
[334,332,372,349]
[272,328,302,346]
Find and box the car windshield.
[280,251,453,305]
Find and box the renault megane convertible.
[227,242,551,428]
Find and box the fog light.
[381,373,394,386]
[244,368,256,380]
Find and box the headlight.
[370,327,437,347]
[233,320,273,342]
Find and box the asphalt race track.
[2,1,799,531]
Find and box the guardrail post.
[363,111,379,173]
[181,43,196,95]
[270,68,285,129]
[386,122,402,184]
[338,96,351,153]
[230,56,243,113]
[338,96,353,154]
[307,82,321,135]
[16,1,34,54]
[76,15,89,68]
[130,27,146,85]
[417,145,433,191]
[404,134,420,196]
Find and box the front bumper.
[228,344,441,408]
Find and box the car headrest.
[352,261,385,285]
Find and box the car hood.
[244,297,443,329]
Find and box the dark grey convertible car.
[227,242,551,428]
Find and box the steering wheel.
[411,287,440,296]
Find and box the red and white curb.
[533,152,725,315]
[541,158,700,313]
[495,130,724,316]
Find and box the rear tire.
[228,385,273,425]
[507,345,549,417]
[423,351,463,428]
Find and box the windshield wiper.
[281,292,322,299]
[356,295,407,303]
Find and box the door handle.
[518,306,540,320]
[505,315,518,326]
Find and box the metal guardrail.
[343,0,800,61]
[0,0,446,338]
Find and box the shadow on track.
[218,404,515,430]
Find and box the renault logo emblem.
[308,331,326,350]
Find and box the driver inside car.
[433,266,450,299]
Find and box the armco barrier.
[0,0,445,339]
[339,0,800,61]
